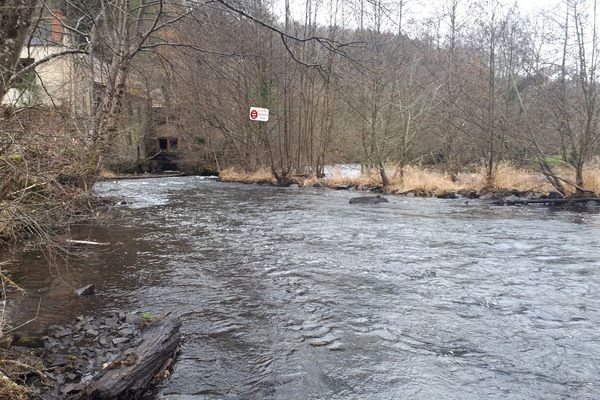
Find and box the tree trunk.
[378,162,389,187]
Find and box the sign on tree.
[249,107,269,122]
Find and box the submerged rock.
[75,284,95,296]
[349,195,389,204]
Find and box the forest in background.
[156,0,600,196]
[2,0,600,242]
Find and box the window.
[11,58,35,89]
[157,137,178,151]
[158,138,168,150]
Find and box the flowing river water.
[5,176,600,399]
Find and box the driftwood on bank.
[81,315,182,400]
[493,197,599,206]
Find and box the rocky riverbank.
[1,310,179,399]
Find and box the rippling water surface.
[7,177,600,399]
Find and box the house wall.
[2,45,90,110]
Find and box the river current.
[6,176,600,399]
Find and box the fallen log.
[81,315,181,400]
[493,197,599,206]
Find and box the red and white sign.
[249,107,269,122]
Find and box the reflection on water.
[5,176,600,399]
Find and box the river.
[5,176,600,399]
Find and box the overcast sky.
[273,0,565,30]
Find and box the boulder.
[349,195,389,204]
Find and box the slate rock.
[66,372,78,381]
[119,327,135,337]
[112,337,130,345]
[61,383,82,396]
[53,328,72,338]
[49,354,68,367]
[85,329,99,338]
[125,313,144,326]
[104,317,118,328]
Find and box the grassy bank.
[219,162,600,196]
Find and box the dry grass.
[219,167,276,184]
[482,162,554,192]
[386,165,463,195]
[298,175,322,187]
[584,164,600,194]
[322,169,379,188]
[99,168,119,179]
[0,373,28,400]
[217,162,600,196]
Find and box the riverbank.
[219,163,600,199]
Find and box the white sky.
[272,0,565,30]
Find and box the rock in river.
[349,195,389,204]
